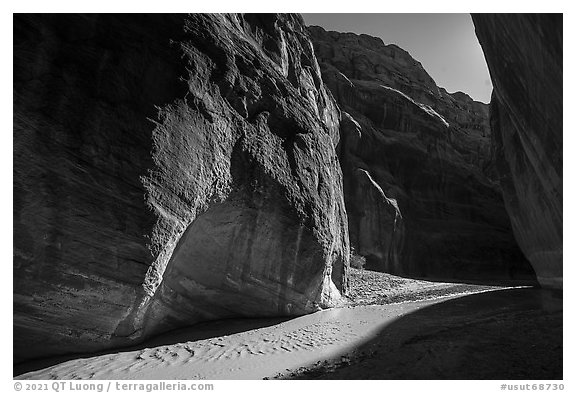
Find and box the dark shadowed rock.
[472,14,563,288]
[339,113,404,272]
[308,26,534,282]
[14,13,348,362]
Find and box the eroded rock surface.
[14,14,348,362]
[309,26,534,281]
[472,15,563,288]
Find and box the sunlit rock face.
[14,13,348,361]
[308,26,534,282]
[472,14,563,289]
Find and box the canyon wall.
[308,26,535,282]
[14,14,349,361]
[472,14,563,288]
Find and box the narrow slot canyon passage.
[13,13,562,380]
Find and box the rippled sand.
[17,270,555,380]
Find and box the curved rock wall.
[14,14,349,362]
[472,14,563,288]
[309,26,534,282]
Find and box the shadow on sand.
[287,288,562,380]
[16,288,562,379]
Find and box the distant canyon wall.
[14,13,349,362]
[308,26,534,282]
[472,14,563,288]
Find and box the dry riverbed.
[15,269,560,380]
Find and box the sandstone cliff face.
[309,26,534,281]
[14,14,348,361]
[472,15,563,288]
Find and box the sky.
[302,14,493,103]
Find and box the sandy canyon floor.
[15,269,562,380]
